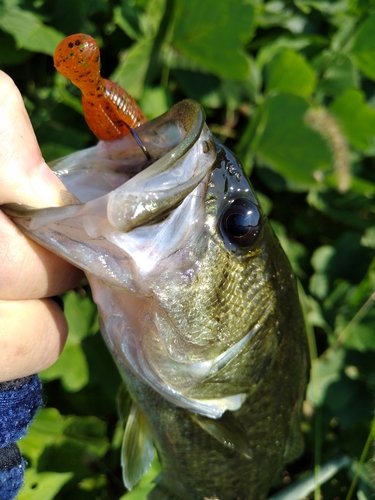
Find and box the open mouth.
[48,99,217,233]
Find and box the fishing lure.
[54,33,147,141]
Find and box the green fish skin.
[2,100,309,500]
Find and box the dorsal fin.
[191,411,253,459]
[121,402,155,490]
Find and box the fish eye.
[220,198,261,247]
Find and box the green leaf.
[307,348,346,406]
[309,244,338,299]
[40,343,89,392]
[256,35,326,70]
[311,245,336,273]
[309,272,330,300]
[111,38,154,99]
[350,12,375,81]
[64,290,98,342]
[142,0,167,38]
[342,322,375,352]
[18,469,73,500]
[172,0,255,80]
[0,6,64,56]
[19,408,65,465]
[254,93,332,186]
[139,86,170,119]
[316,51,359,97]
[266,49,316,97]
[329,88,375,152]
[39,291,96,391]
[303,294,331,331]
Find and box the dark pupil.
[226,213,253,237]
[220,198,261,247]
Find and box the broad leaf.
[266,49,316,97]
[0,6,64,55]
[307,348,346,407]
[40,343,89,392]
[18,469,73,500]
[330,88,375,152]
[172,0,255,80]
[254,93,332,186]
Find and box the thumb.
[0,71,65,207]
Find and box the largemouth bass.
[3,100,308,500]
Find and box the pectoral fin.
[191,411,253,459]
[121,402,155,490]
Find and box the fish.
[2,98,309,499]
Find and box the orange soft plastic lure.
[54,33,147,141]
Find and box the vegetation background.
[0,0,374,498]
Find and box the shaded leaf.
[307,347,346,406]
[112,38,154,99]
[64,416,109,457]
[172,0,255,80]
[0,31,31,65]
[114,4,142,40]
[256,35,326,70]
[361,227,375,249]
[270,220,307,276]
[342,322,375,352]
[317,52,359,97]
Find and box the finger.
[0,298,68,382]
[0,211,82,299]
[0,71,64,208]
[0,72,83,297]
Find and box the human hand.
[0,71,83,382]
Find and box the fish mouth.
[52,98,216,231]
[2,100,217,285]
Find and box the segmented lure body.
[54,34,147,141]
